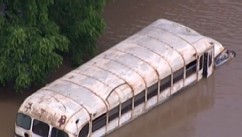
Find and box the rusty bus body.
[15,19,234,137]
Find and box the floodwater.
[1,0,242,137]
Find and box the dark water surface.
[1,0,242,137]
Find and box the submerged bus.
[15,19,235,137]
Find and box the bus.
[15,19,235,137]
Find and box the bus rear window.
[51,127,69,137]
[16,113,31,130]
[32,119,49,137]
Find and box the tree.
[0,0,69,91]
[50,0,106,66]
[0,0,107,91]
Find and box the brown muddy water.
[1,0,242,137]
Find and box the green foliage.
[0,0,69,91]
[50,0,106,66]
[0,0,107,91]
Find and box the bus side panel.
[120,112,132,126]
[171,80,183,95]
[107,119,119,135]
[146,96,158,110]
[159,88,170,102]
[133,104,145,118]
[92,127,106,137]
[184,74,197,87]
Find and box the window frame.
[173,68,184,84]
[199,55,204,71]
[209,53,212,67]
[160,75,171,92]
[186,60,197,77]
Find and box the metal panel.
[65,108,90,135]
[113,43,171,80]
[126,35,183,71]
[151,19,204,44]
[45,81,106,117]
[193,38,214,55]
[19,90,87,130]
[74,64,124,93]
[145,27,196,62]
[87,57,145,96]
[114,84,133,104]
[139,28,190,67]
[100,49,158,93]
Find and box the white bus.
[15,19,235,137]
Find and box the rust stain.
[24,102,32,112]
[40,108,46,119]
[58,115,67,127]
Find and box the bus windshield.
[16,113,69,137]
[32,119,69,137]
[16,113,31,130]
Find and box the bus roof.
[18,19,224,132]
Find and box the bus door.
[198,48,214,79]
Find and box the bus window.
[51,127,69,137]
[121,98,132,115]
[92,113,106,132]
[108,105,119,122]
[173,68,184,83]
[186,60,197,77]
[134,90,145,107]
[16,113,31,130]
[79,123,89,137]
[147,83,158,100]
[160,75,171,91]
[32,119,49,137]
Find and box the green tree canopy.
[50,0,106,65]
[0,0,106,91]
